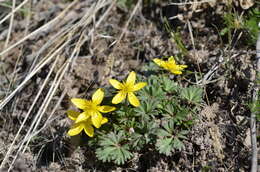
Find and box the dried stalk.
[250,31,259,172]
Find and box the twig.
[169,0,215,5]
[4,0,16,48]
[106,0,141,76]
[0,0,79,57]
[0,0,113,170]
[250,31,259,172]
[187,20,210,105]
[112,0,141,47]
[0,0,29,26]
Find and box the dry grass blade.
[170,0,215,5]
[4,0,16,48]
[0,0,79,57]
[0,0,113,170]
[250,32,260,172]
[104,0,141,77]
[0,40,69,110]
[0,53,61,170]
[0,0,29,26]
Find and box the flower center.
[121,82,133,93]
[84,103,98,113]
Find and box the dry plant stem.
[1,1,113,170]
[0,0,28,26]
[23,29,86,153]
[0,40,68,110]
[87,0,115,53]
[8,1,31,95]
[0,38,70,169]
[117,0,141,45]
[7,37,69,172]
[4,0,16,48]
[19,31,87,168]
[257,32,260,71]
[170,0,215,5]
[107,0,141,74]
[0,0,79,57]
[187,20,210,105]
[250,32,260,172]
[20,60,67,153]
[34,90,67,138]
[0,0,111,112]
[0,55,59,171]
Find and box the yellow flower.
[71,88,116,129]
[109,71,147,107]
[67,110,108,137]
[153,56,187,75]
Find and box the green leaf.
[140,75,166,100]
[220,27,229,36]
[112,145,133,165]
[173,138,185,150]
[157,128,172,137]
[180,86,203,104]
[96,147,116,162]
[178,130,189,139]
[244,8,260,44]
[156,138,174,156]
[116,0,134,11]
[161,76,179,92]
[96,131,133,165]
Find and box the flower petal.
[170,70,182,75]
[153,58,165,67]
[83,121,94,137]
[126,71,136,85]
[101,117,108,125]
[92,88,104,105]
[75,111,90,123]
[109,79,123,89]
[112,92,127,104]
[71,98,90,110]
[179,65,188,69]
[133,82,147,91]
[168,56,176,64]
[128,92,140,107]
[98,105,116,113]
[68,123,83,136]
[91,112,103,128]
[67,110,80,121]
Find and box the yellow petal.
[170,70,182,75]
[68,123,83,136]
[168,56,176,64]
[112,92,127,104]
[91,112,103,128]
[161,63,169,70]
[83,121,94,137]
[153,58,165,67]
[92,88,104,105]
[128,92,140,107]
[75,111,90,123]
[133,82,147,91]
[126,71,136,85]
[98,105,116,113]
[101,117,108,125]
[179,65,188,69]
[71,98,90,110]
[109,79,123,89]
[67,110,80,121]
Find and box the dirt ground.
[0,0,259,171]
